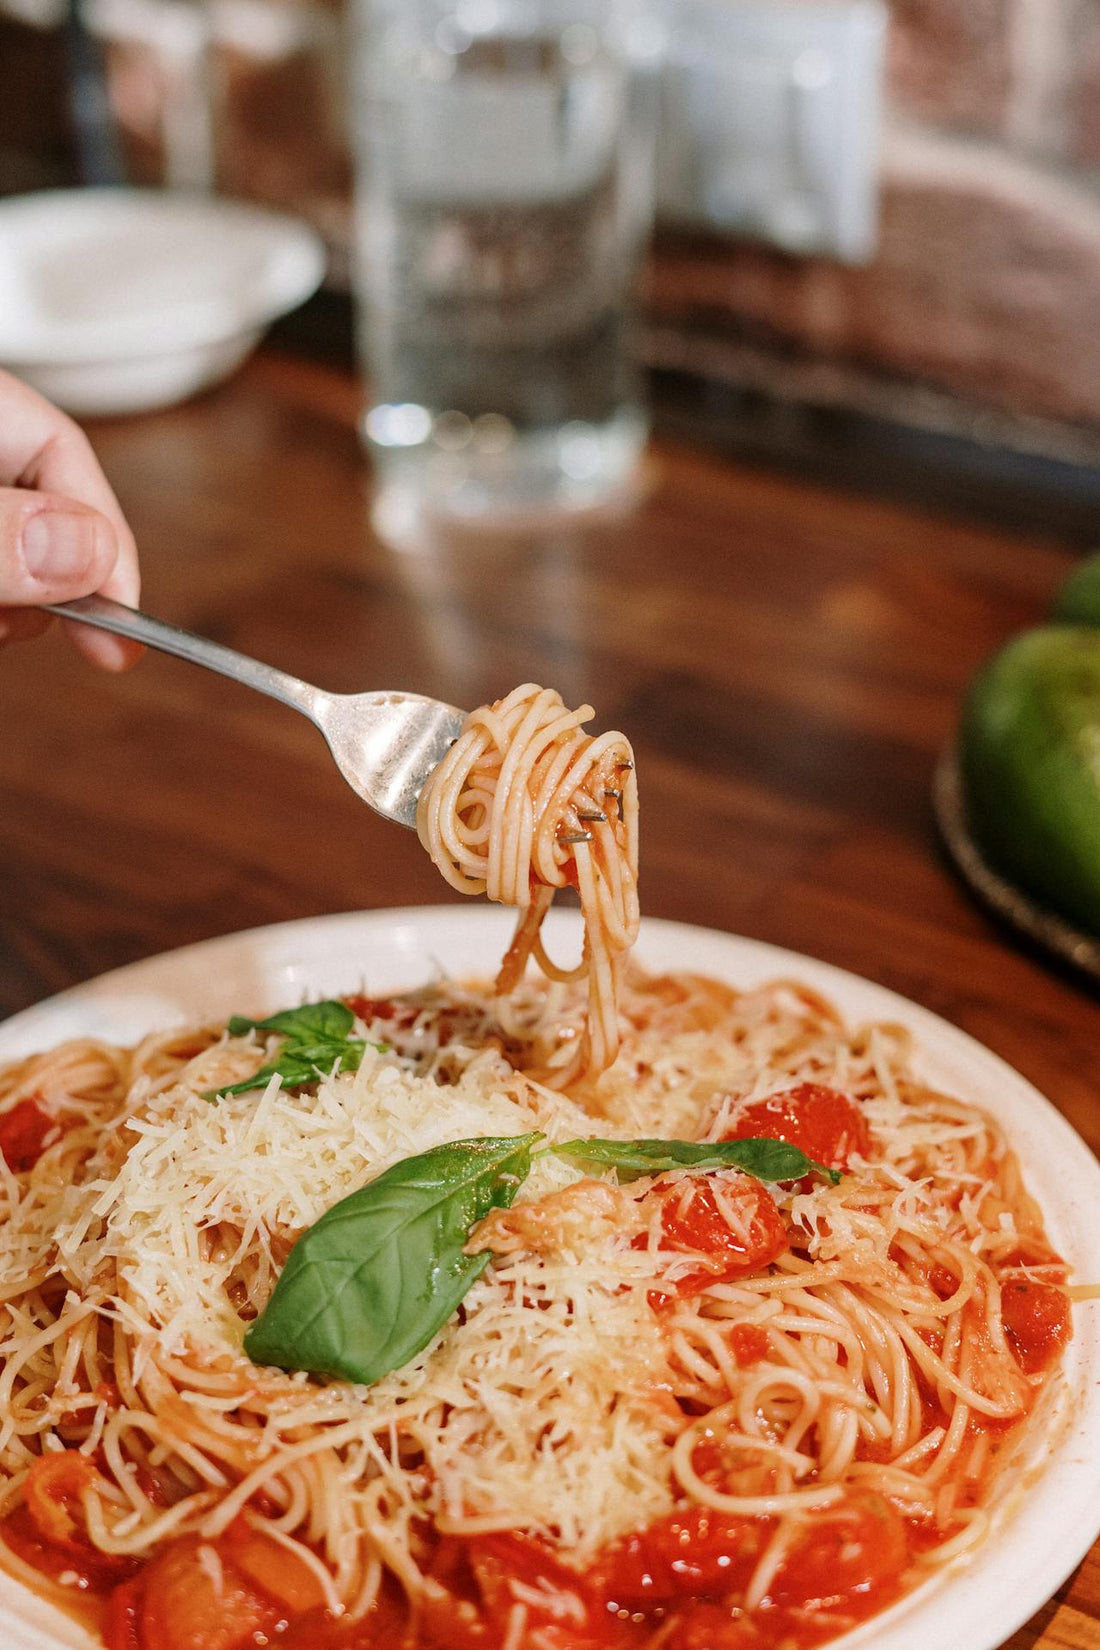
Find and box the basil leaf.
[208,1042,367,1099]
[276,1039,367,1068]
[228,1001,355,1041]
[213,1054,331,1099]
[244,1133,540,1384]
[551,1135,840,1186]
[210,1000,377,1099]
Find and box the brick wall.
[648,0,1100,442]
[4,0,1100,451]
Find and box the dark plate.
[934,744,1100,984]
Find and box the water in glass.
[354,1,660,520]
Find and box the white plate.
[0,189,326,414]
[1,907,1098,1650]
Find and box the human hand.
[0,369,140,670]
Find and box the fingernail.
[22,510,100,584]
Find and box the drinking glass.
[352,0,663,523]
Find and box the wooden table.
[1,350,1097,1647]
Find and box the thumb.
[0,489,119,605]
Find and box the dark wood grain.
[0,349,1097,1648]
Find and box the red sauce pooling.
[0,1487,1025,1650]
[764,1490,908,1611]
[1000,1276,1072,1373]
[268,1505,908,1650]
[0,1505,139,1594]
[727,1322,771,1366]
[103,1578,143,1650]
[594,1507,773,1603]
[725,1084,871,1172]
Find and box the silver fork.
[46,594,466,827]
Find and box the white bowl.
[0,188,326,414]
[0,909,1098,1650]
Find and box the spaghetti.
[416,684,639,1087]
[0,966,1076,1650]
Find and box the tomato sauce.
[1000,1276,1071,1373]
[0,1466,1050,1650]
[727,1323,771,1366]
[0,1505,139,1595]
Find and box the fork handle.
[46,595,325,719]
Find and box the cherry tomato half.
[636,1175,787,1301]
[0,1097,58,1172]
[725,1085,871,1173]
[765,1491,908,1615]
[595,1507,773,1603]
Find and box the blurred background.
[2,0,1100,531]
